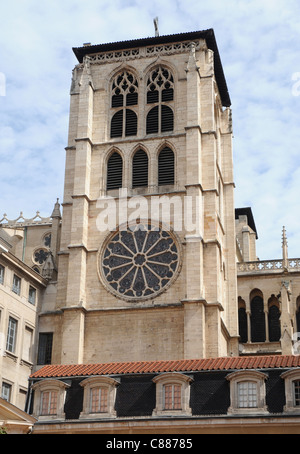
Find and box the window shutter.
[126,91,138,106]
[110,111,123,138]
[158,147,174,185]
[147,88,159,104]
[146,106,159,134]
[161,105,174,132]
[125,109,137,136]
[112,93,124,108]
[132,150,148,188]
[107,152,123,190]
[162,87,173,102]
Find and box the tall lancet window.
[146,66,174,135]
[107,152,123,190]
[158,147,174,185]
[110,71,138,138]
[132,149,148,188]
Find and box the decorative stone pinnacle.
[282,226,288,268]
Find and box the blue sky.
[0,0,300,260]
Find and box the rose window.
[99,224,180,300]
[33,249,49,265]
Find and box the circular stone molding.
[98,222,181,301]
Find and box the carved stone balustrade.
[237,259,300,275]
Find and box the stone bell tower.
[42,29,239,365]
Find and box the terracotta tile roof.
[30,355,300,379]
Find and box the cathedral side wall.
[83,306,184,363]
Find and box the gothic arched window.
[296,297,300,333]
[250,295,266,342]
[132,149,148,188]
[110,71,138,139]
[158,147,175,186]
[146,67,174,135]
[238,298,248,344]
[107,152,123,190]
[268,298,281,342]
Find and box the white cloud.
[0,0,300,260]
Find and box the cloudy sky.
[0,0,300,260]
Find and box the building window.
[0,265,4,284]
[268,302,281,342]
[33,249,49,265]
[110,71,138,139]
[146,66,174,135]
[90,387,108,413]
[152,372,193,416]
[226,370,268,415]
[31,379,70,421]
[250,295,266,342]
[238,298,248,343]
[22,326,33,363]
[1,382,12,402]
[80,377,119,419]
[294,381,300,406]
[37,333,53,365]
[99,223,180,301]
[43,233,52,248]
[296,300,300,334]
[281,370,300,413]
[164,384,181,410]
[237,381,257,408]
[6,317,17,353]
[158,147,174,186]
[12,274,21,295]
[132,149,148,188]
[28,286,36,305]
[107,151,123,190]
[41,391,58,416]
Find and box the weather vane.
[153,17,159,37]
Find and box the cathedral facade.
[1,29,300,433]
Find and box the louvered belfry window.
[158,147,175,185]
[132,149,148,188]
[146,67,174,135]
[110,71,138,138]
[107,152,123,190]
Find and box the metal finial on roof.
[153,17,159,37]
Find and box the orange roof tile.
[30,355,300,379]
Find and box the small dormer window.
[226,370,268,415]
[152,372,193,416]
[41,390,58,416]
[80,376,119,419]
[281,369,300,413]
[163,384,182,410]
[31,379,70,421]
